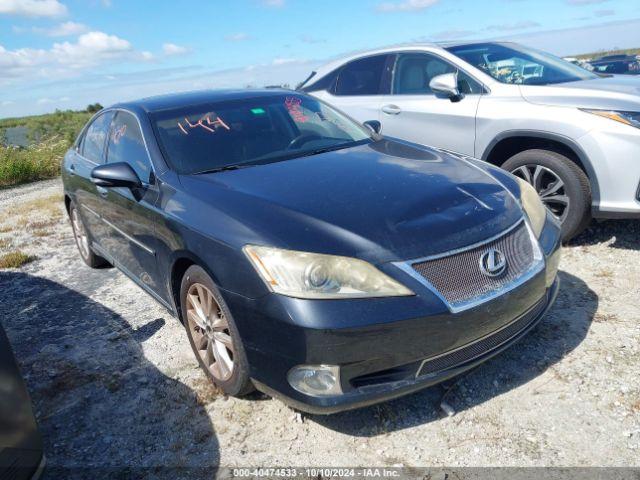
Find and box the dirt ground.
[0,179,639,478]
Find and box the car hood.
[179,139,523,263]
[519,75,640,110]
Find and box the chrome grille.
[411,222,536,308]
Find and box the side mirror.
[429,73,464,102]
[363,120,382,134]
[91,162,142,189]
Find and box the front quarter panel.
[153,171,270,304]
[475,85,594,158]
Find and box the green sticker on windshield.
[251,108,266,115]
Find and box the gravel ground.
[0,179,639,477]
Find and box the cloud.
[34,21,89,37]
[485,20,540,31]
[162,43,189,56]
[272,57,300,65]
[53,31,132,65]
[299,34,325,44]
[1,57,317,117]
[224,32,250,42]
[37,95,69,104]
[0,0,67,17]
[493,18,640,56]
[594,9,614,16]
[262,0,284,7]
[377,0,438,12]
[428,28,475,40]
[566,0,609,5]
[1,100,14,106]
[0,31,135,80]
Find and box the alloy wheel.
[71,207,91,260]
[186,283,235,382]
[511,164,570,223]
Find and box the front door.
[98,111,164,297]
[379,52,483,156]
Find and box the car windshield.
[446,43,598,85]
[150,93,372,174]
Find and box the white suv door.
[311,54,392,125]
[378,52,484,156]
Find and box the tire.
[502,149,591,241]
[69,202,110,268]
[180,265,254,397]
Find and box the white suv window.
[393,53,483,95]
[335,55,388,96]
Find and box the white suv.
[299,42,640,240]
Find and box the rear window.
[150,94,371,174]
[335,55,388,96]
[80,111,114,163]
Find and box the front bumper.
[254,278,559,414]
[223,218,562,414]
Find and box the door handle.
[96,186,109,198]
[69,164,76,176]
[382,104,402,115]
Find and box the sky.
[1,0,640,118]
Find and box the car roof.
[113,88,292,114]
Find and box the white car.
[300,42,640,240]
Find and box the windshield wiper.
[192,164,253,175]
[297,141,361,159]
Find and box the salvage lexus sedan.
[62,89,561,413]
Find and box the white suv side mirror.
[429,73,464,102]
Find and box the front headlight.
[243,245,414,299]
[515,177,546,237]
[581,109,640,129]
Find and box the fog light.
[287,365,342,397]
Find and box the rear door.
[311,54,394,124]
[65,110,115,246]
[379,52,483,156]
[97,110,164,296]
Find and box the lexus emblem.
[479,249,507,277]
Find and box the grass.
[0,137,68,187]
[0,251,36,269]
[27,218,60,230]
[0,193,64,244]
[31,229,53,238]
[0,109,93,188]
[0,109,92,146]
[13,193,64,221]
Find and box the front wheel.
[180,265,254,397]
[502,149,591,241]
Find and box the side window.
[106,111,152,183]
[80,111,114,163]
[335,55,388,96]
[457,70,484,95]
[302,69,339,93]
[393,53,483,95]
